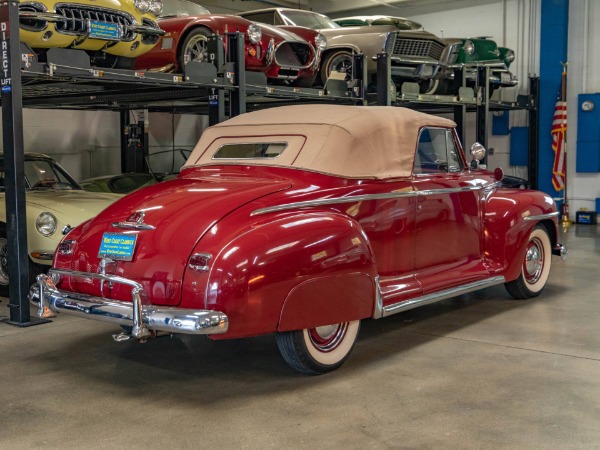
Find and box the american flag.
[551,81,567,192]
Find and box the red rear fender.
[185,211,377,339]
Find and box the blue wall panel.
[576,93,600,172]
[510,127,529,166]
[539,0,569,195]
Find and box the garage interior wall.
[0,0,596,215]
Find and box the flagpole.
[560,61,570,226]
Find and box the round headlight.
[505,49,515,63]
[149,0,163,16]
[463,40,475,56]
[134,0,151,13]
[247,24,262,44]
[314,33,327,50]
[36,212,57,237]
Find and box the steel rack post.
[351,53,367,105]
[376,53,391,106]
[0,2,48,326]
[453,67,467,146]
[120,110,148,173]
[476,65,490,165]
[528,76,540,190]
[208,35,225,125]
[227,32,246,118]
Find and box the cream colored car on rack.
[0,153,121,296]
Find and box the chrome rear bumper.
[29,269,228,339]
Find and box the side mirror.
[470,142,486,161]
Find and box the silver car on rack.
[238,7,455,93]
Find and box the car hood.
[63,173,292,305]
[319,25,440,41]
[24,190,121,219]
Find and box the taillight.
[189,253,212,272]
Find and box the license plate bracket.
[98,232,137,261]
[88,20,121,40]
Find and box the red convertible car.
[31,105,566,375]
[133,0,326,86]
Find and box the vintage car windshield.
[281,10,340,29]
[414,127,463,174]
[159,0,210,18]
[213,143,287,159]
[22,159,81,191]
[336,17,423,30]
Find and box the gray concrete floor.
[1,224,599,449]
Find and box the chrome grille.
[387,36,445,60]
[275,42,311,67]
[54,4,135,40]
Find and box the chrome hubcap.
[308,323,348,352]
[524,237,544,284]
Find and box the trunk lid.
[66,171,291,305]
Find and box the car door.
[411,127,489,293]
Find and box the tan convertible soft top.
[185,105,456,179]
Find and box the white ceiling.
[201,0,499,19]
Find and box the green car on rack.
[334,15,517,95]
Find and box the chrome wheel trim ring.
[308,322,349,353]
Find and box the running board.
[380,276,506,318]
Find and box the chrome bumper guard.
[553,243,568,260]
[29,269,228,339]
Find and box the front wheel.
[319,50,353,86]
[504,225,552,299]
[276,320,360,375]
[179,28,211,71]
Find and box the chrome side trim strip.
[523,212,559,221]
[381,276,506,318]
[251,184,487,216]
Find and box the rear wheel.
[276,320,360,375]
[505,225,552,299]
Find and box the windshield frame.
[280,9,340,29]
[158,0,211,19]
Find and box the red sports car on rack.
[133,0,326,86]
[31,105,566,375]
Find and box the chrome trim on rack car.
[251,185,487,216]
[30,270,228,339]
[381,276,506,317]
